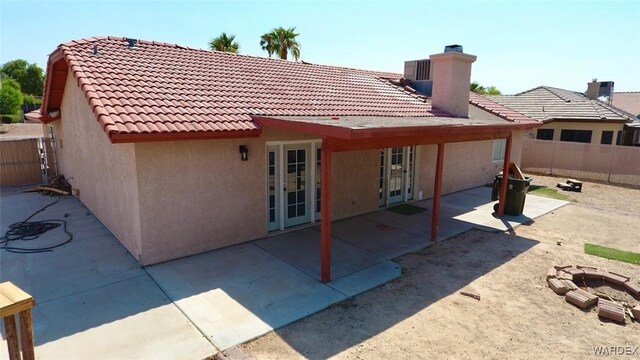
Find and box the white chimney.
[429,46,476,118]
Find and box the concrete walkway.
[1,185,567,358]
[0,187,214,359]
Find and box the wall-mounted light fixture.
[239,145,248,161]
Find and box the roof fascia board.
[324,128,513,152]
[109,129,262,143]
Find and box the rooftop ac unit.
[404,59,432,95]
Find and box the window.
[600,131,613,145]
[536,129,554,140]
[492,139,506,161]
[560,129,592,143]
[616,131,622,145]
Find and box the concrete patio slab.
[145,243,347,350]
[332,216,425,259]
[253,228,388,281]
[1,184,568,357]
[31,275,213,360]
[0,187,215,360]
[328,260,401,298]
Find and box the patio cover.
[253,115,541,282]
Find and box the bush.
[22,94,42,113]
[22,94,42,105]
[1,114,20,124]
[0,77,23,115]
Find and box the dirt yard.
[0,123,44,139]
[241,175,640,359]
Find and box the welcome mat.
[386,204,427,216]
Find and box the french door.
[378,146,416,207]
[267,142,321,231]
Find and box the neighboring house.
[28,36,539,281]
[489,85,636,146]
[611,91,640,146]
[611,92,640,118]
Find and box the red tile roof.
[40,36,459,142]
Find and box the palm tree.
[484,86,502,95]
[470,81,486,94]
[260,27,301,60]
[260,33,275,58]
[209,32,239,53]
[470,82,502,95]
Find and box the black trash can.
[491,174,532,215]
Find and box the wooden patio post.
[431,143,445,241]
[320,145,332,283]
[498,134,512,217]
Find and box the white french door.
[267,141,321,231]
[379,146,416,207]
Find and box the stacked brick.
[547,265,640,324]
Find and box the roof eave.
[108,129,262,144]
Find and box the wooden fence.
[521,139,640,187]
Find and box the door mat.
[387,204,427,216]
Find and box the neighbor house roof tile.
[489,86,634,123]
[611,92,640,117]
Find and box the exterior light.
[239,145,248,161]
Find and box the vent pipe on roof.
[127,38,138,48]
[92,45,99,56]
[444,44,463,53]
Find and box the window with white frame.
[492,139,506,161]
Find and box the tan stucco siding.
[331,150,379,220]
[415,130,526,199]
[134,128,379,265]
[540,121,625,144]
[52,72,142,258]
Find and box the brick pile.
[547,265,640,325]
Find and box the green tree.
[484,86,501,95]
[470,81,486,94]
[470,81,501,95]
[209,33,240,53]
[0,77,23,115]
[260,27,301,60]
[0,59,44,95]
[259,33,276,58]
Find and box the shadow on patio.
[255,229,540,360]
[0,185,566,358]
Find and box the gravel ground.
[240,174,640,360]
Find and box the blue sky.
[1,0,639,94]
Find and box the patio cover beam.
[431,143,445,241]
[320,129,511,152]
[320,144,332,283]
[498,134,513,217]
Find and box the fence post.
[607,145,615,183]
[550,140,556,175]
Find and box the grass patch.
[527,185,572,201]
[584,243,640,265]
[387,204,427,216]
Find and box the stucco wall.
[415,129,526,199]
[331,150,379,220]
[52,72,142,258]
[540,121,625,144]
[134,128,379,265]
